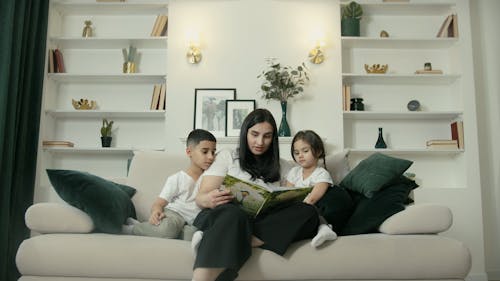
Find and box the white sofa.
[16,150,471,281]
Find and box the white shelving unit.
[36,0,169,200]
[340,0,472,189]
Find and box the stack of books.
[436,14,458,38]
[342,84,351,111]
[426,139,458,150]
[42,140,74,147]
[151,15,168,37]
[150,83,166,110]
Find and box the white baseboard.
[487,269,500,281]
[466,272,489,281]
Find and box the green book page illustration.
[222,174,312,217]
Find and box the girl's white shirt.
[286,166,333,187]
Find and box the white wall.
[165,0,342,156]
[470,1,500,280]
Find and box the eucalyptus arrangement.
[257,60,310,136]
[258,61,310,102]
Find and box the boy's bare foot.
[251,235,264,247]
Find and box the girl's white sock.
[191,230,203,257]
[311,224,337,248]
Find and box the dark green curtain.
[0,0,49,280]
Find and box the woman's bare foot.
[251,235,264,247]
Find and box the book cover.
[437,15,453,37]
[344,84,351,112]
[48,49,55,73]
[222,174,312,218]
[159,15,168,36]
[451,121,464,149]
[154,15,168,36]
[452,14,458,38]
[150,15,161,37]
[54,49,66,73]
[158,83,166,110]
[150,84,161,110]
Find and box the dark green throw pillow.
[46,169,137,234]
[341,176,419,235]
[339,153,413,198]
[315,186,355,233]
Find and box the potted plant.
[100,118,114,147]
[341,1,363,36]
[257,60,310,136]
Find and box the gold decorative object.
[308,46,324,64]
[364,64,388,74]
[82,20,93,38]
[72,98,97,110]
[123,61,136,73]
[187,44,202,64]
[380,30,389,37]
[122,46,137,73]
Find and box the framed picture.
[194,88,236,137]
[225,100,256,137]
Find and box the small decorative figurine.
[380,30,389,37]
[72,98,97,110]
[350,98,365,111]
[424,62,432,71]
[82,20,93,38]
[364,64,388,74]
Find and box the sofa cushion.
[325,149,350,185]
[127,150,190,221]
[341,176,418,235]
[379,204,452,234]
[46,169,136,234]
[25,202,94,234]
[339,152,413,198]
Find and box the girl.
[286,130,338,248]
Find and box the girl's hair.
[291,130,326,168]
[238,108,281,182]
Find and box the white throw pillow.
[25,202,94,234]
[379,204,452,234]
[325,149,351,185]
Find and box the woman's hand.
[205,188,234,209]
[149,210,165,225]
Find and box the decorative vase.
[375,127,387,149]
[341,18,360,36]
[101,136,112,148]
[278,101,291,137]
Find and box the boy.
[123,129,216,240]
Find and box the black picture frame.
[194,88,236,137]
[225,100,256,137]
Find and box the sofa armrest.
[378,204,452,234]
[25,202,94,234]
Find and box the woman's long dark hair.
[238,108,281,182]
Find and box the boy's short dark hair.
[186,129,216,147]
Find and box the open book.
[221,174,312,218]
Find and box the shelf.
[343,111,462,120]
[46,110,165,118]
[179,137,294,145]
[340,1,455,16]
[43,146,165,154]
[49,37,168,49]
[341,37,457,49]
[348,148,464,155]
[52,1,168,15]
[47,73,166,83]
[342,73,460,85]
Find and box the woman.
[192,108,319,281]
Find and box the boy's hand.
[149,210,166,225]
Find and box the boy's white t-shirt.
[159,170,201,224]
[286,166,333,187]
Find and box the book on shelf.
[53,49,66,73]
[436,14,458,38]
[158,83,166,110]
[426,139,458,149]
[42,140,74,147]
[150,84,161,110]
[48,50,55,73]
[342,84,351,111]
[151,15,168,37]
[222,174,312,218]
[415,69,443,74]
[451,120,464,149]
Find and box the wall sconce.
[308,39,325,64]
[186,32,202,64]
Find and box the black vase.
[375,127,387,149]
[101,136,112,147]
